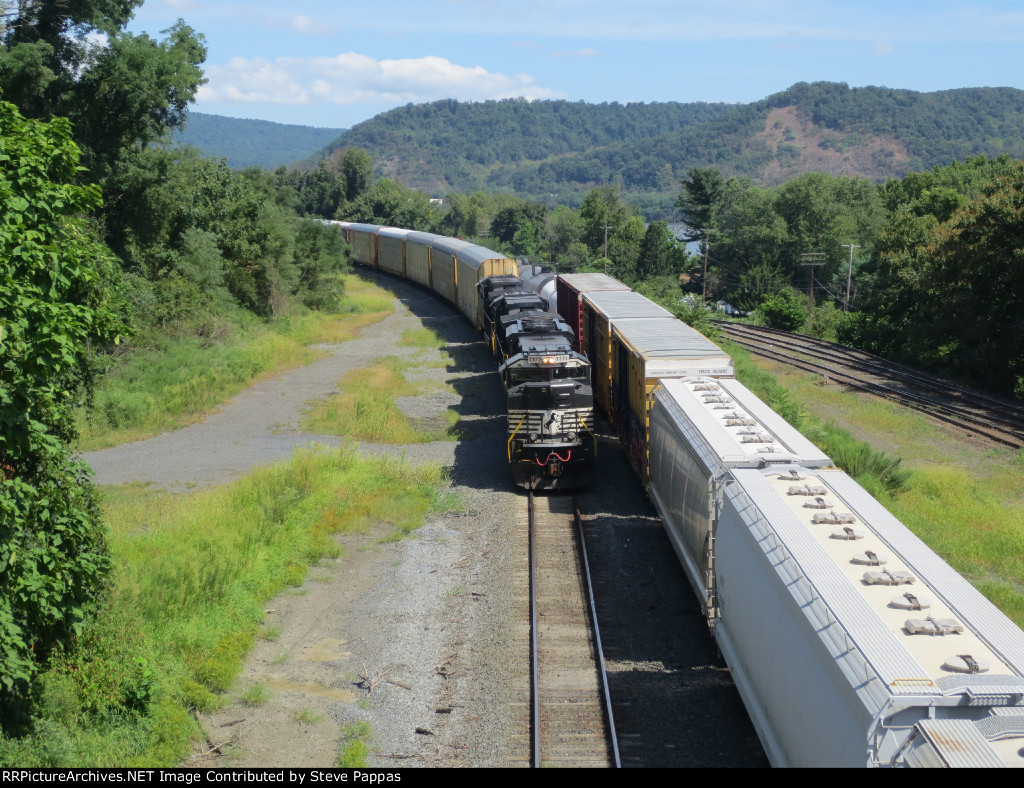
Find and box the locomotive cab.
[500,339,594,490]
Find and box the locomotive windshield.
[507,365,589,386]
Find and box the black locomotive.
[478,275,594,490]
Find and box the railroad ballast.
[326,220,1024,767]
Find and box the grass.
[240,683,271,707]
[302,355,459,444]
[337,721,372,768]
[294,708,325,725]
[76,276,394,451]
[257,625,282,642]
[0,446,456,767]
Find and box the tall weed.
[0,447,454,766]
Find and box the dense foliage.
[0,0,351,736]
[0,101,125,720]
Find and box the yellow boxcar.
[612,319,734,479]
[455,245,518,328]
[580,291,673,416]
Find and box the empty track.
[715,321,1024,449]
[528,492,620,768]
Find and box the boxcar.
[428,236,472,306]
[404,231,438,289]
[377,227,412,277]
[647,377,831,616]
[346,223,384,266]
[714,465,1024,766]
[455,245,518,329]
[555,273,631,353]
[580,291,674,415]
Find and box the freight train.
[328,220,1024,767]
[332,222,593,490]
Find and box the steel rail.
[528,490,541,769]
[573,495,622,768]
[720,331,1024,449]
[716,322,1024,428]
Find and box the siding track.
[715,320,1024,448]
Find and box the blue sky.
[129,0,1024,129]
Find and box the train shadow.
[350,267,516,496]
[579,420,768,767]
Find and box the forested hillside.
[313,83,1024,216]
[174,113,345,170]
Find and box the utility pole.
[699,228,711,300]
[842,243,861,313]
[800,252,826,316]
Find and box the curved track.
[528,492,620,768]
[714,320,1024,449]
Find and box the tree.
[926,161,1024,394]
[676,166,725,241]
[1,2,207,181]
[489,199,546,255]
[335,148,373,202]
[545,204,583,261]
[636,220,675,280]
[0,101,125,716]
[579,185,637,256]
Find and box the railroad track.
[714,320,1024,449]
[528,491,620,768]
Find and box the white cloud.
[197,53,566,107]
[872,40,894,56]
[291,15,336,36]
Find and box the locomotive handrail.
[508,415,527,461]
[581,418,598,457]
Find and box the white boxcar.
[647,377,831,616]
[712,465,1024,767]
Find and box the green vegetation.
[78,276,394,450]
[240,683,271,708]
[336,721,372,768]
[306,84,1024,210]
[0,100,125,725]
[294,707,324,725]
[0,447,454,766]
[302,356,458,444]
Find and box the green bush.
[758,289,807,331]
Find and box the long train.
[328,221,1024,767]
[333,222,594,489]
